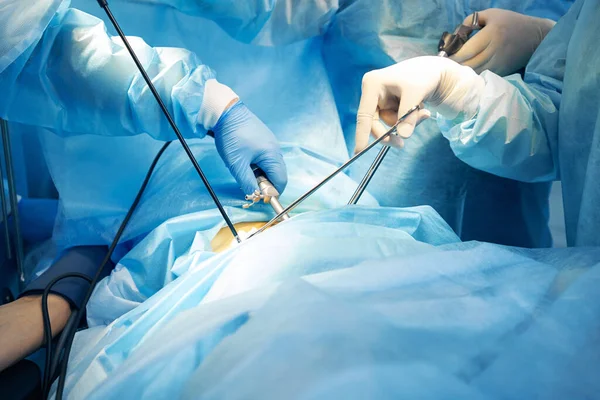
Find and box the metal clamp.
[245,167,290,221]
[438,12,480,58]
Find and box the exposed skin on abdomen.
[211,221,276,253]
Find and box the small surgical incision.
[211,221,274,253]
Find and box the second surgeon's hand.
[213,101,288,196]
[355,56,484,153]
[450,9,556,76]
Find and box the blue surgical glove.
[213,101,288,195]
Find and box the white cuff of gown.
[197,79,239,130]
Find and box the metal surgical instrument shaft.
[258,176,289,220]
[348,146,390,205]
[248,165,290,221]
[96,0,240,243]
[247,105,421,239]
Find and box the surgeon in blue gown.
[356,0,599,247]
[318,0,571,248]
[0,0,288,197]
[0,0,290,373]
[59,0,573,249]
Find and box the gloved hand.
[213,101,288,195]
[449,9,556,76]
[355,56,485,153]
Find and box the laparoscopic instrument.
[246,105,422,239]
[96,0,241,243]
[249,12,483,236]
[244,166,291,221]
[344,13,482,206]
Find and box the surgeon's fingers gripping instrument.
[350,13,482,206]
[438,12,481,57]
[347,14,481,206]
[244,165,290,221]
[247,105,421,239]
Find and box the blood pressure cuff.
[19,246,114,310]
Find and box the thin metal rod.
[348,145,390,205]
[269,197,290,220]
[1,119,24,287]
[0,121,11,258]
[99,3,240,242]
[247,105,421,239]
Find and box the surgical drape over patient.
[55,206,600,399]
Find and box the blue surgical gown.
[0,0,242,231]
[0,0,219,141]
[2,0,572,250]
[68,0,571,248]
[440,0,599,247]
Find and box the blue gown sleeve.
[438,0,583,183]
[0,5,227,141]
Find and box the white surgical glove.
[355,56,484,153]
[450,9,556,76]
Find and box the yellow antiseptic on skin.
[210,221,275,253]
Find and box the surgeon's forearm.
[0,7,233,141]
[437,3,581,184]
[438,71,559,183]
[0,295,71,372]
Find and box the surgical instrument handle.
[438,12,480,57]
[247,105,421,239]
[250,165,290,221]
[96,0,240,243]
[207,133,290,221]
